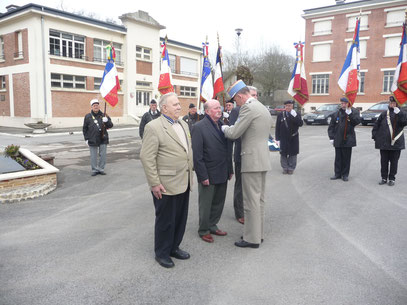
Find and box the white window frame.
[180,57,198,76]
[0,37,4,61]
[310,73,330,95]
[168,54,176,73]
[346,37,369,59]
[312,17,334,36]
[0,75,6,90]
[358,71,367,94]
[180,86,197,97]
[93,39,122,65]
[51,73,86,89]
[347,12,370,32]
[136,90,151,106]
[49,30,85,60]
[136,46,152,61]
[384,34,402,57]
[385,7,407,28]
[94,77,102,90]
[381,69,395,94]
[311,41,333,62]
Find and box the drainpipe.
[41,11,48,123]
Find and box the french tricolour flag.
[213,46,225,99]
[287,42,309,106]
[158,41,174,95]
[100,59,120,107]
[200,42,213,103]
[338,18,360,106]
[391,23,407,105]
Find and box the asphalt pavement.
[0,124,406,305]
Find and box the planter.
[24,123,52,134]
[0,148,59,203]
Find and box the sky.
[1,0,355,57]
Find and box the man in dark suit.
[192,99,233,243]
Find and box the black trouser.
[152,187,189,259]
[380,150,401,181]
[334,147,352,178]
[233,162,244,219]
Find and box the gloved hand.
[290,109,297,117]
[276,140,280,146]
[394,107,400,114]
[86,140,89,146]
[221,125,230,133]
[223,112,229,119]
[345,108,352,115]
[102,117,108,123]
[330,139,334,145]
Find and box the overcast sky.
[1,0,356,57]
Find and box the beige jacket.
[224,98,272,173]
[140,116,193,195]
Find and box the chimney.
[6,5,20,12]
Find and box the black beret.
[340,97,349,103]
[189,103,196,108]
[389,96,395,102]
[284,100,294,105]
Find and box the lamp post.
[235,28,243,65]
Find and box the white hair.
[159,92,178,109]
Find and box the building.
[303,0,407,112]
[0,3,202,128]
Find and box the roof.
[0,3,127,32]
[160,37,202,52]
[303,0,407,18]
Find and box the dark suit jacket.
[191,116,233,184]
[229,107,241,163]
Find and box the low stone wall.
[0,148,59,203]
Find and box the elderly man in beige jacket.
[140,92,193,268]
[222,80,272,249]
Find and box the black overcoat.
[83,110,113,146]
[372,107,407,150]
[275,111,303,155]
[328,108,360,148]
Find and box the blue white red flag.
[338,18,360,106]
[287,41,308,106]
[391,23,407,105]
[100,45,120,107]
[158,40,174,95]
[200,41,213,103]
[213,45,225,99]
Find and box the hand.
[151,184,166,199]
[290,109,297,117]
[228,174,234,180]
[276,140,280,146]
[330,139,334,145]
[201,179,210,186]
[221,125,229,133]
[223,112,229,119]
[394,107,400,114]
[86,140,89,146]
[102,116,108,123]
[345,108,352,115]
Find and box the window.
[383,71,394,93]
[359,72,365,93]
[384,35,402,57]
[180,86,197,97]
[169,54,176,73]
[51,73,86,89]
[312,43,331,62]
[386,9,405,27]
[93,39,122,65]
[313,20,332,36]
[136,46,151,60]
[94,77,102,90]
[312,74,329,94]
[0,37,4,60]
[347,14,369,31]
[136,81,152,88]
[0,76,6,90]
[346,39,367,59]
[49,30,85,60]
[136,90,151,106]
[14,31,23,58]
[180,57,198,76]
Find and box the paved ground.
[0,125,406,305]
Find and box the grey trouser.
[280,154,297,171]
[242,171,267,244]
[198,182,227,236]
[89,144,107,173]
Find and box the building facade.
[0,3,202,128]
[303,0,407,112]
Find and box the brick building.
[303,0,407,112]
[0,3,202,128]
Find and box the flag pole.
[217,32,226,110]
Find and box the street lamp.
[235,28,243,65]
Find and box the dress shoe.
[201,234,214,243]
[330,176,341,180]
[240,236,263,243]
[388,180,395,186]
[378,179,387,185]
[99,171,106,175]
[235,240,259,248]
[342,176,349,182]
[155,256,174,268]
[91,172,98,176]
[287,170,294,175]
[237,217,245,224]
[170,248,190,260]
[211,229,227,236]
[282,169,288,174]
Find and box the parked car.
[268,105,284,116]
[360,101,407,126]
[303,103,340,125]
